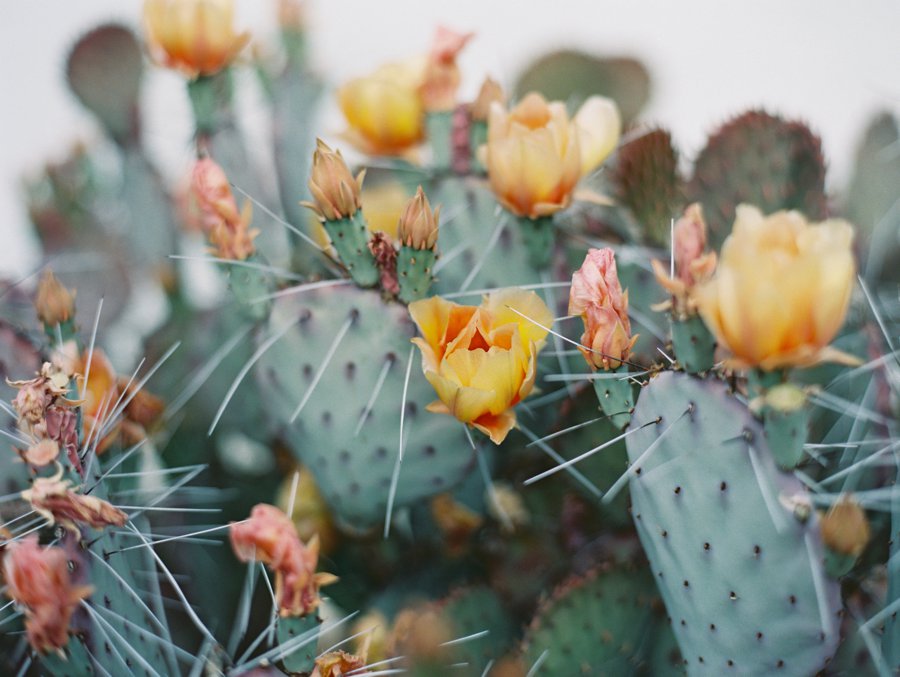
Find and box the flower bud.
[304,139,364,221]
[471,76,505,122]
[419,26,474,112]
[143,0,250,78]
[652,203,717,317]
[190,157,258,260]
[820,496,870,558]
[397,186,439,249]
[568,248,637,370]
[35,271,75,327]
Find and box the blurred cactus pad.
[1,4,898,676]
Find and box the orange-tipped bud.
[304,139,364,222]
[419,26,474,112]
[471,76,505,122]
[35,271,75,327]
[397,186,439,249]
[820,495,870,558]
[3,536,93,654]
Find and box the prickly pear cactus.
[256,284,475,531]
[625,371,841,675]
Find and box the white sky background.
[1,0,898,278]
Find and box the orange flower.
[484,93,620,218]
[695,205,857,370]
[568,248,637,370]
[409,289,552,444]
[230,504,337,617]
[3,536,93,654]
[143,0,250,78]
[75,348,120,453]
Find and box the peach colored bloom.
[568,248,637,370]
[230,503,337,617]
[3,536,93,654]
[485,93,620,218]
[695,205,857,370]
[409,289,552,444]
[419,26,474,112]
[143,0,250,78]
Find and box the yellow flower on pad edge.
[409,289,552,444]
[695,204,857,371]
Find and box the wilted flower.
[820,495,870,558]
[484,92,621,218]
[190,157,258,260]
[230,503,337,617]
[35,271,75,327]
[311,650,367,677]
[397,186,439,249]
[338,59,426,156]
[651,203,717,316]
[22,476,127,533]
[409,288,552,444]
[20,439,60,467]
[695,205,857,370]
[568,248,637,370]
[303,139,364,222]
[471,77,505,122]
[143,0,250,78]
[3,536,93,654]
[418,26,474,112]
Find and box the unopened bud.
[304,139,364,222]
[397,186,439,249]
[820,495,870,558]
[471,76,505,122]
[35,271,75,327]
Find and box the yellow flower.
[143,0,250,78]
[409,289,552,444]
[338,59,426,156]
[695,205,857,370]
[484,92,621,218]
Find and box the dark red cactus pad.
[687,110,827,249]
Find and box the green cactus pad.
[515,50,651,125]
[322,213,380,287]
[612,127,684,246]
[522,565,661,674]
[437,586,516,672]
[593,367,635,430]
[625,371,841,674]
[397,245,437,304]
[66,24,143,145]
[670,315,715,374]
[687,110,827,249]
[277,614,321,673]
[256,284,475,531]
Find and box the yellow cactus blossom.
[338,58,426,156]
[484,92,621,218]
[361,180,413,240]
[695,205,857,371]
[143,0,250,78]
[409,289,552,444]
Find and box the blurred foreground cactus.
[1,2,898,675]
